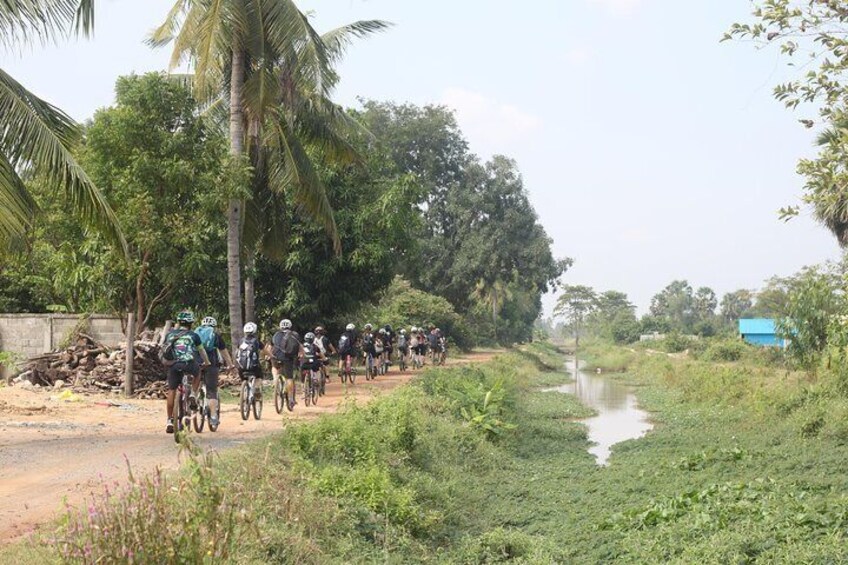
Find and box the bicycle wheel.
[253,382,263,420]
[192,386,206,433]
[319,369,326,396]
[240,380,250,420]
[172,387,183,443]
[274,378,284,414]
[303,372,311,407]
[286,382,296,411]
[311,372,319,405]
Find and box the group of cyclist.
[161,311,448,435]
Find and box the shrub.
[701,339,748,362]
[55,443,238,563]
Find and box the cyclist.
[337,323,357,378]
[162,311,210,434]
[361,324,377,376]
[301,332,324,393]
[408,326,419,368]
[374,328,386,375]
[194,316,233,428]
[397,328,409,370]
[271,319,303,406]
[314,326,335,386]
[428,326,440,364]
[237,321,265,394]
[416,326,428,366]
[382,324,394,370]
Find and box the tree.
[78,74,225,328]
[554,285,598,348]
[778,266,846,370]
[649,280,695,332]
[586,290,639,344]
[151,1,387,343]
[727,3,848,246]
[720,289,754,324]
[693,287,717,320]
[151,0,337,344]
[0,0,124,249]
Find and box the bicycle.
[192,379,216,433]
[301,366,319,407]
[172,370,193,444]
[398,349,407,372]
[340,353,356,384]
[380,351,390,375]
[240,373,263,420]
[364,352,376,381]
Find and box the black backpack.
[273,330,299,361]
[237,337,260,372]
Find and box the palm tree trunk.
[227,46,246,346]
[244,252,256,324]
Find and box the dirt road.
[0,350,499,544]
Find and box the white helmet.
[364,323,373,331]
[400,329,406,335]
[280,319,292,330]
[410,326,417,333]
[244,322,257,334]
[201,316,217,327]
[304,332,316,343]
[346,323,356,331]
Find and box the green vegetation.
[39,337,848,562]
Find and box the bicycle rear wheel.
[172,388,183,443]
[192,386,206,433]
[253,382,263,420]
[274,378,284,414]
[311,372,319,405]
[240,380,250,420]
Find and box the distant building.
[738,318,786,348]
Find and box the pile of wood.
[14,334,240,399]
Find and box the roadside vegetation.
[10,334,840,563]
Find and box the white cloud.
[588,0,643,17]
[440,87,541,155]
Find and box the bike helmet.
[400,329,406,335]
[304,332,315,343]
[385,324,392,332]
[410,326,418,333]
[379,328,386,335]
[176,310,195,325]
[244,322,257,334]
[280,319,292,330]
[201,316,217,327]
[364,323,373,331]
[315,326,325,334]
[346,323,356,331]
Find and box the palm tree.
[151,0,386,342]
[239,20,388,322]
[810,119,848,246]
[0,0,123,249]
[471,278,513,342]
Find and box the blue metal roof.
[739,318,776,335]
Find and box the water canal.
[549,358,652,465]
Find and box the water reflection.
[551,359,652,465]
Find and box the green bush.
[357,276,472,348]
[701,339,749,362]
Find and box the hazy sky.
[3,0,841,313]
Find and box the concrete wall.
[0,314,125,361]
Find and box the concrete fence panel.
[0,314,125,362]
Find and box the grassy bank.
[20,340,848,563]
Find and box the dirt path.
[0,349,500,544]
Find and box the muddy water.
[550,359,652,465]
